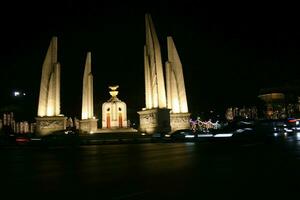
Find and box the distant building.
[0,112,35,134]
[258,81,300,119]
[225,106,258,121]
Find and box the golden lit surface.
[102,87,127,129]
[46,106,54,116]
[144,14,167,109]
[81,52,94,120]
[37,37,61,117]
[258,93,285,102]
[166,36,188,113]
[109,85,119,91]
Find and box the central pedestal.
[170,113,191,131]
[79,119,98,134]
[137,108,171,134]
[35,116,67,136]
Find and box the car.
[151,132,170,142]
[15,135,31,145]
[231,120,257,140]
[0,133,32,145]
[204,120,256,141]
[0,133,17,145]
[40,130,80,146]
[285,118,299,136]
[168,129,197,141]
[254,119,288,140]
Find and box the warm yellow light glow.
[46,106,54,116]
[172,98,180,113]
[109,91,118,97]
[38,37,60,117]
[144,14,167,109]
[166,37,188,114]
[102,87,128,129]
[82,112,88,120]
[258,93,285,102]
[81,52,94,120]
[109,85,119,91]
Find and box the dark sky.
[0,1,300,121]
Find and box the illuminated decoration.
[190,119,198,132]
[37,36,61,117]
[79,52,98,133]
[189,117,221,132]
[138,14,171,134]
[102,86,127,129]
[36,36,66,136]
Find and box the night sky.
[0,1,299,121]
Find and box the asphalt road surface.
[1,137,300,199]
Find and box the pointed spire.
[144,14,167,109]
[37,36,61,117]
[166,36,188,113]
[82,52,94,119]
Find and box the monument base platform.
[35,116,67,136]
[137,108,171,134]
[170,113,191,132]
[96,128,138,133]
[79,119,98,134]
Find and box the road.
[1,137,300,199]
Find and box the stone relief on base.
[170,113,191,131]
[39,120,64,129]
[140,113,156,126]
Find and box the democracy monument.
[35,14,190,136]
[138,14,190,134]
[35,37,67,136]
[79,52,98,133]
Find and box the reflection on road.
[1,136,300,199]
